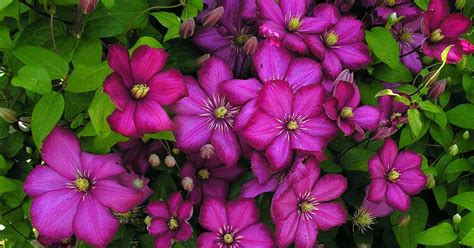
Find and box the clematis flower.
[391,18,424,74]
[367,138,426,212]
[171,58,242,167]
[147,192,193,247]
[197,198,274,247]
[256,0,331,53]
[116,170,153,205]
[371,94,409,140]
[242,80,337,171]
[179,153,245,206]
[361,0,420,25]
[324,70,380,141]
[222,39,323,131]
[421,0,472,63]
[104,44,188,138]
[193,0,257,75]
[272,159,347,247]
[117,138,165,175]
[23,127,143,247]
[304,4,371,78]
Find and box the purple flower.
[362,189,393,218]
[391,18,424,74]
[197,198,274,247]
[324,72,380,141]
[257,0,331,53]
[179,153,245,206]
[23,127,143,247]
[304,4,371,78]
[361,0,420,25]
[104,44,188,138]
[367,138,426,212]
[272,160,347,247]
[117,138,165,175]
[115,170,153,205]
[193,0,257,75]
[242,80,337,170]
[147,192,193,247]
[171,58,242,167]
[421,0,472,63]
[371,95,409,140]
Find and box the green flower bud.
[455,0,466,9]
[425,174,436,189]
[453,213,462,224]
[463,131,470,140]
[449,144,459,156]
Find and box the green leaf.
[408,109,423,137]
[88,89,115,136]
[130,36,163,52]
[416,223,457,246]
[65,63,111,92]
[109,0,148,28]
[340,147,374,171]
[72,38,103,66]
[391,197,428,248]
[0,0,12,11]
[461,229,474,246]
[365,27,400,68]
[446,158,472,174]
[31,92,65,148]
[84,15,126,38]
[0,155,11,174]
[12,46,69,79]
[0,24,12,49]
[0,176,16,193]
[11,65,52,95]
[429,123,453,146]
[151,12,181,42]
[447,103,474,129]
[418,101,442,113]
[432,186,447,209]
[462,73,474,103]
[143,131,175,141]
[449,192,474,211]
[372,63,413,83]
[414,0,429,10]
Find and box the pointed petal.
[24,166,69,197]
[313,202,346,231]
[147,201,170,219]
[311,174,347,201]
[107,44,133,87]
[175,222,193,241]
[242,111,279,150]
[378,138,398,169]
[147,69,188,106]
[211,130,241,167]
[221,78,261,105]
[265,134,292,171]
[367,178,387,203]
[134,99,175,133]
[294,219,318,248]
[427,0,450,27]
[394,150,422,172]
[279,0,306,16]
[293,84,326,118]
[258,80,293,118]
[253,39,291,82]
[199,198,227,232]
[197,232,218,247]
[397,169,426,195]
[300,17,331,34]
[322,50,343,78]
[197,57,233,96]
[107,102,141,138]
[386,183,411,212]
[103,73,131,111]
[304,35,326,59]
[170,76,207,116]
[130,46,168,83]
[286,58,323,90]
[167,192,184,214]
[226,198,259,229]
[81,153,125,180]
[91,179,142,213]
[240,177,278,198]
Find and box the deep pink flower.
[197,198,274,247]
[179,153,245,206]
[171,58,242,167]
[117,138,165,175]
[242,80,337,171]
[23,127,143,247]
[104,44,188,138]
[272,159,347,247]
[362,188,393,218]
[304,4,371,78]
[371,95,409,140]
[421,0,472,63]
[361,0,420,25]
[257,0,331,53]
[391,18,424,74]
[115,170,153,204]
[367,138,426,212]
[324,72,380,141]
[147,192,193,247]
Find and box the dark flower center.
[287,17,302,32]
[286,120,298,131]
[325,31,339,46]
[167,217,179,230]
[74,177,90,192]
[131,83,149,99]
[198,169,210,180]
[386,169,400,182]
[430,29,444,42]
[340,107,354,119]
[223,233,234,244]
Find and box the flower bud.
[427,79,446,99]
[463,131,470,140]
[0,108,17,123]
[202,6,224,27]
[397,214,411,227]
[79,0,99,14]
[459,39,474,55]
[181,177,194,192]
[148,154,161,167]
[26,146,32,154]
[455,0,466,9]
[164,155,176,168]
[425,174,435,189]
[453,213,462,224]
[144,216,152,226]
[0,66,6,77]
[133,178,144,190]
[200,144,215,159]
[179,19,195,39]
[172,148,180,155]
[244,36,258,55]
[449,144,459,156]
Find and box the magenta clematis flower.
[272,159,347,247]
[116,170,153,204]
[222,39,323,131]
[371,94,409,140]
[361,0,420,25]
[362,188,393,218]
[242,80,337,171]
[391,18,424,74]
[179,153,245,206]
[193,0,257,75]
[421,0,472,63]
[367,138,426,212]
[171,58,242,167]
[304,4,371,78]
[104,44,188,138]
[198,198,274,247]
[257,0,331,54]
[147,192,193,247]
[324,71,380,141]
[23,127,143,247]
[117,138,164,175]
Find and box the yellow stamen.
[214,106,228,118]
[130,84,149,99]
[430,29,445,42]
[74,178,90,192]
[299,202,314,212]
[387,169,400,182]
[198,169,210,180]
[286,120,298,131]
[325,31,339,46]
[167,218,179,230]
[235,34,250,45]
[223,233,234,244]
[399,31,411,42]
[287,17,302,32]
[340,107,354,119]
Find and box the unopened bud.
[26,146,32,154]
[455,0,466,9]
[459,39,474,55]
[200,144,215,159]
[172,148,180,155]
[148,154,161,167]
[449,144,459,156]
[202,6,224,27]
[425,174,435,189]
[79,0,99,14]
[133,178,144,190]
[144,216,152,226]
[164,155,176,168]
[427,79,446,99]
[179,19,195,39]
[463,131,470,140]
[181,177,194,192]
[0,108,17,123]
[0,66,6,77]
[244,36,258,55]
[397,214,411,227]
[453,213,462,224]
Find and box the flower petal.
[294,219,318,248]
[91,179,142,213]
[199,198,227,232]
[304,35,326,59]
[378,138,399,170]
[282,33,308,54]
[170,76,208,116]
[238,223,275,248]
[226,198,259,229]
[299,17,331,34]
[427,0,450,28]
[334,17,365,45]
[147,69,188,106]
[257,0,284,24]
[353,106,380,131]
[286,58,323,91]
[167,192,184,214]
[311,174,347,201]
[147,201,170,219]
[107,102,141,138]
[313,202,346,231]
[197,57,233,97]
[193,27,229,52]
[274,211,299,247]
[148,218,169,236]
[242,111,279,150]
[81,152,125,180]
[131,46,168,83]
[103,73,130,111]
[332,43,371,70]
[211,130,241,167]
[107,44,133,87]
[253,39,291,82]
[134,99,174,134]
[174,115,212,152]
[265,134,292,171]
[322,50,343,78]
[293,84,326,118]
[197,232,218,247]
[312,3,340,24]
[368,155,386,179]
[221,78,262,105]
[397,169,426,195]
[386,183,411,212]
[367,178,387,203]
[177,201,194,221]
[24,166,69,197]
[175,222,193,241]
[272,189,298,220]
[258,80,293,118]
[394,150,422,172]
